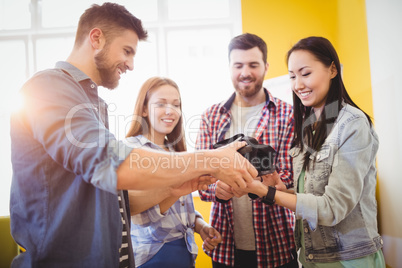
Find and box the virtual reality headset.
[213,133,277,176]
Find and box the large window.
[0,0,242,216]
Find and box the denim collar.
[55,61,91,83]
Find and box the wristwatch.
[261,186,276,205]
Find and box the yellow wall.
[241,0,373,117]
[336,0,373,118]
[194,196,213,268]
[195,1,375,267]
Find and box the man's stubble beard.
[234,79,263,98]
[94,45,119,90]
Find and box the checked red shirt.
[196,89,296,267]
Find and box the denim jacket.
[290,104,383,263]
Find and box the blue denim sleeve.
[91,139,133,193]
[21,69,131,194]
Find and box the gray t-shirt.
[225,102,265,250]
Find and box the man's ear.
[330,61,338,79]
[264,62,269,77]
[89,28,105,49]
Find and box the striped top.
[118,191,135,268]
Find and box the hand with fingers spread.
[260,171,287,191]
[236,172,288,200]
[231,176,267,198]
[215,178,264,199]
[215,180,235,201]
[210,141,258,191]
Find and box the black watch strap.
[261,186,276,205]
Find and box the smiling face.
[229,47,268,105]
[143,84,182,145]
[288,50,337,110]
[94,29,139,89]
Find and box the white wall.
[263,74,293,105]
[366,1,402,267]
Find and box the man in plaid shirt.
[196,33,297,268]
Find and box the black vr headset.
[213,133,277,176]
[213,134,277,200]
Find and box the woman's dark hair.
[286,36,372,170]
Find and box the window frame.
[0,0,242,216]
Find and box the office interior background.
[0,0,400,267]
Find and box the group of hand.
[172,140,286,199]
[175,141,285,198]
[169,141,286,251]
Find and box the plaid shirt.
[196,89,296,267]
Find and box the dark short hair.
[228,33,268,64]
[74,2,148,47]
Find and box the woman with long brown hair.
[124,77,221,268]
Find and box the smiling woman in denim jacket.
[245,36,385,267]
